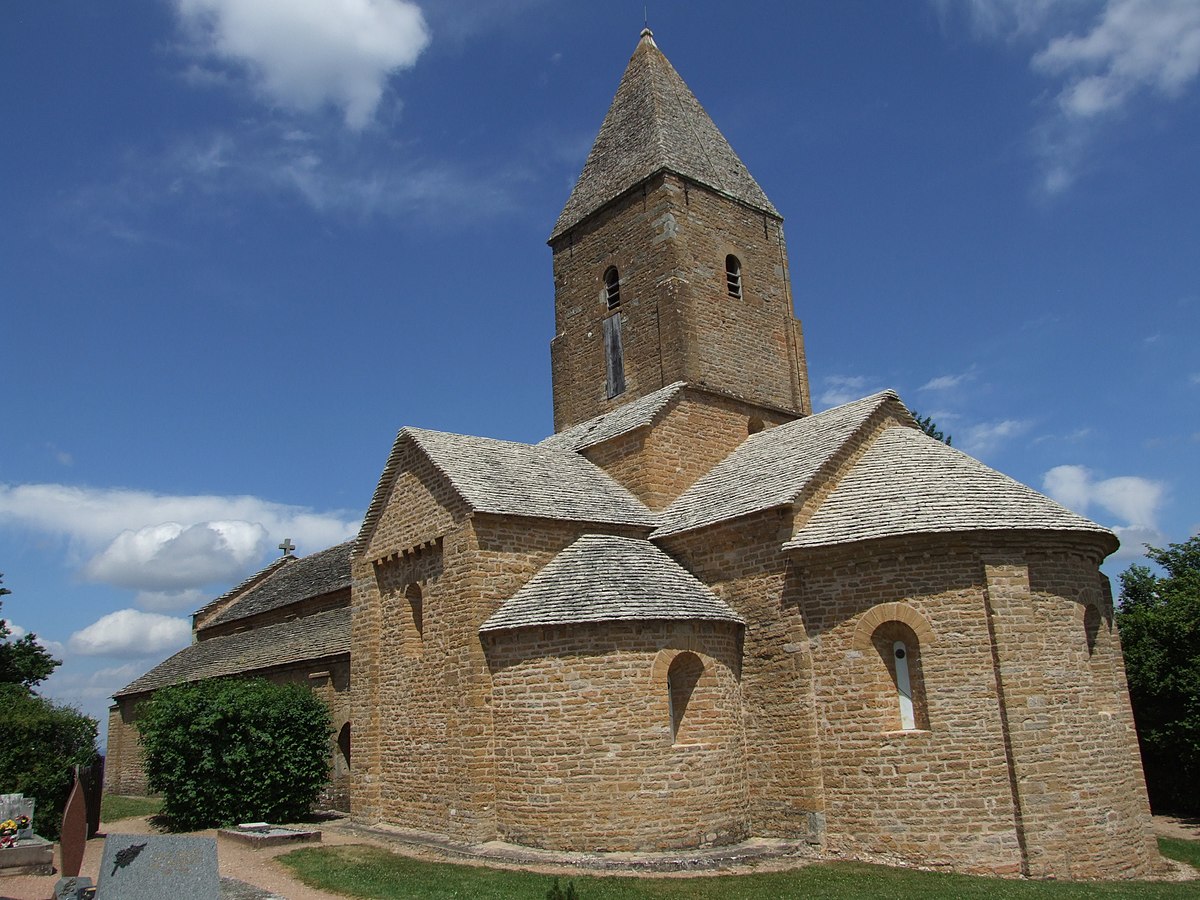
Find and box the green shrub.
[137,677,331,830]
[0,684,99,840]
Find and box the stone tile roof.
[206,541,353,628]
[406,428,657,526]
[652,392,900,539]
[784,426,1115,551]
[550,31,778,241]
[114,606,349,698]
[479,534,742,633]
[538,382,686,451]
[191,556,291,620]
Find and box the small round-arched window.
[725,255,743,299]
[604,266,621,309]
[667,651,704,743]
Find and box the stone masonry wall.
[351,439,469,826]
[983,548,1159,879]
[660,510,827,844]
[549,174,809,430]
[353,483,643,842]
[793,538,1025,873]
[582,388,795,510]
[483,619,748,851]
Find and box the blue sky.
[2,1,1198,744]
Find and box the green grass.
[1159,836,1200,870]
[100,794,163,823]
[277,841,1200,899]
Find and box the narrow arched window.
[337,722,351,774]
[406,583,423,645]
[604,266,621,309]
[893,641,916,730]
[872,622,928,731]
[667,652,704,743]
[725,255,742,299]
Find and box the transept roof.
[479,533,741,633]
[784,425,1115,551]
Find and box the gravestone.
[60,771,89,877]
[0,794,35,840]
[97,833,220,899]
[0,793,52,876]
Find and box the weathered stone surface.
[97,833,219,899]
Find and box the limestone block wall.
[795,539,1025,873]
[983,547,1159,879]
[549,173,808,430]
[661,510,826,843]
[483,619,747,851]
[582,389,795,510]
[105,700,149,796]
[353,503,640,842]
[352,440,470,828]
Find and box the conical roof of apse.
[550,29,779,241]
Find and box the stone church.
[106,31,1160,879]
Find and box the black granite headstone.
[96,833,219,899]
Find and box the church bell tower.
[548,29,811,432]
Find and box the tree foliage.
[138,678,332,830]
[911,413,952,446]
[0,684,99,840]
[1117,536,1200,814]
[0,574,61,689]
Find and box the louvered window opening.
[725,255,742,299]
[604,266,621,309]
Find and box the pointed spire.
[550,32,778,241]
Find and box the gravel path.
[0,815,386,900]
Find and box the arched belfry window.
[604,266,621,309]
[602,268,625,398]
[667,652,704,743]
[725,255,742,299]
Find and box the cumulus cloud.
[68,609,192,657]
[84,521,267,592]
[938,0,1200,193]
[0,483,358,596]
[1043,464,1166,557]
[175,0,431,129]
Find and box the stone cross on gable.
[278,538,296,557]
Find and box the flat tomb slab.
[218,824,322,848]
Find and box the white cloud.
[959,418,1033,456]
[175,0,431,129]
[1033,0,1200,118]
[68,609,192,657]
[84,521,267,592]
[0,483,358,595]
[135,589,211,614]
[919,371,972,391]
[818,375,880,408]
[1043,464,1166,558]
[0,621,65,660]
[938,0,1200,194]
